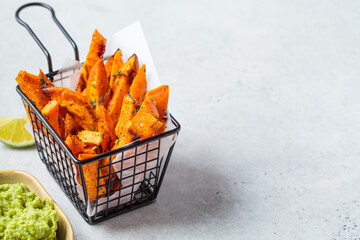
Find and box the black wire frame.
[15,2,79,77]
[17,84,181,224]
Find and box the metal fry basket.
[15,2,181,224]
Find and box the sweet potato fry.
[94,104,117,184]
[86,59,108,104]
[104,53,115,81]
[38,69,53,87]
[129,64,147,104]
[101,87,112,108]
[77,130,103,146]
[102,51,119,107]
[41,100,61,136]
[140,99,166,134]
[64,114,80,138]
[65,136,98,191]
[107,54,139,126]
[113,100,163,149]
[18,70,53,131]
[16,70,52,110]
[58,106,67,140]
[130,111,163,139]
[113,113,163,149]
[65,135,85,156]
[138,98,160,118]
[42,86,98,131]
[78,154,106,202]
[115,94,135,140]
[109,49,124,88]
[95,104,116,152]
[144,85,169,118]
[83,145,100,155]
[76,29,106,93]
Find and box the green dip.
[0,183,58,240]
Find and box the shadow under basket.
[16,68,181,224]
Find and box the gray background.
[1,0,360,239]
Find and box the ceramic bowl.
[0,170,74,240]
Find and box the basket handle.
[15,2,79,74]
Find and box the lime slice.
[0,115,35,148]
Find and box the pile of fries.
[16,29,169,202]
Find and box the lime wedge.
[0,115,35,148]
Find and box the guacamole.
[0,183,58,240]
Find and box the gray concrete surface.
[1,0,360,239]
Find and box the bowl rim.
[0,170,74,240]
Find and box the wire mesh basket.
[15,2,181,224]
